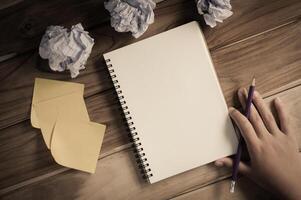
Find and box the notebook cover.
[103,21,238,183]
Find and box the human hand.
[215,88,301,199]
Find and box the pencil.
[230,77,256,193]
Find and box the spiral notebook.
[103,21,238,184]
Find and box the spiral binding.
[105,58,153,180]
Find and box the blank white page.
[103,21,238,184]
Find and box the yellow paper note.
[51,115,106,173]
[31,78,84,128]
[34,93,89,148]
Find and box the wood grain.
[0,0,108,56]
[1,0,301,57]
[0,0,198,130]
[1,78,301,199]
[204,0,301,50]
[1,2,301,131]
[0,0,198,190]
[214,19,301,106]
[0,148,231,200]
[2,0,301,130]
[1,10,301,193]
[0,0,193,57]
[1,0,301,198]
[0,88,130,189]
[171,177,271,200]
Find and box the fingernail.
[228,107,235,113]
[275,97,281,103]
[215,161,224,167]
[243,88,248,96]
[238,88,244,95]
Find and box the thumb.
[215,157,252,177]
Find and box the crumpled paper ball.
[39,23,94,78]
[104,0,156,38]
[196,0,233,28]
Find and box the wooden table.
[1,0,301,199]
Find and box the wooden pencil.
[230,77,256,193]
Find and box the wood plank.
[0,52,31,81]
[204,0,301,49]
[0,148,232,199]
[2,78,301,199]
[1,0,301,56]
[171,177,271,200]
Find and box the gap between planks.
[1,78,300,196]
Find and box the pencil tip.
[251,77,256,86]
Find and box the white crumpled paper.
[196,0,233,28]
[39,23,94,78]
[104,0,156,38]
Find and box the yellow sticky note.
[31,78,84,128]
[51,115,106,173]
[34,93,89,149]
